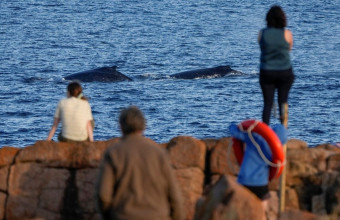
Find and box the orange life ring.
[232,119,285,180]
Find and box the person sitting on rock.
[229,123,287,220]
[47,81,94,142]
[96,106,184,220]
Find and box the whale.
[170,65,241,79]
[63,66,132,82]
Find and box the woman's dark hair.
[67,81,87,100]
[266,5,287,28]
[119,106,146,135]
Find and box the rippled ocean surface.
[0,0,339,147]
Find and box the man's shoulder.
[143,136,161,147]
[142,136,166,152]
[133,136,164,153]
[116,135,165,153]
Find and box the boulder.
[15,139,118,168]
[1,137,339,219]
[194,175,264,220]
[286,139,308,150]
[310,171,340,216]
[1,140,119,220]
[209,137,238,176]
[76,168,101,219]
[0,192,5,220]
[284,145,340,211]
[267,191,279,220]
[176,168,205,220]
[326,154,340,171]
[167,136,206,170]
[0,166,9,191]
[6,163,70,219]
[285,187,300,209]
[0,146,20,166]
[279,208,320,220]
[166,136,206,220]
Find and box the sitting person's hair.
[67,81,87,100]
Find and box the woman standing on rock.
[259,5,295,125]
[47,81,94,142]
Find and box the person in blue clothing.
[229,123,287,220]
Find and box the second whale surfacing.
[63,66,132,82]
[170,65,241,79]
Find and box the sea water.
[0,0,339,147]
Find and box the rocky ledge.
[0,137,339,220]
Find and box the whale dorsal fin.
[216,65,231,70]
[111,65,117,70]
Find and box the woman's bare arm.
[87,120,94,142]
[284,29,293,50]
[47,118,60,141]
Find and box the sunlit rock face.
[0,138,339,219]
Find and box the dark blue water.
[1,0,339,148]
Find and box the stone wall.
[0,137,339,220]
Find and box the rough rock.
[166,136,206,220]
[15,139,119,168]
[267,191,279,220]
[0,139,339,219]
[279,208,320,220]
[176,168,205,220]
[209,137,238,176]
[0,192,5,220]
[6,163,70,219]
[285,187,300,209]
[194,175,264,220]
[0,146,19,166]
[284,144,340,213]
[76,168,100,218]
[0,166,9,192]
[327,153,340,171]
[286,139,308,150]
[167,136,206,170]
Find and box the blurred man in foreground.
[96,106,184,220]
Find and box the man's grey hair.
[119,106,146,135]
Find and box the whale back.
[216,65,231,71]
[171,65,236,79]
[64,66,132,82]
